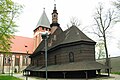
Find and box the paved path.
[13,73,120,80]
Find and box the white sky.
[12,0,120,57]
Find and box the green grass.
[0,75,23,80]
[111,72,120,75]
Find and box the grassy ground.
[111,72,120,75]
[0,75,23,80]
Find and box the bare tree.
[113,0,120,10]
[67,17,81,28]
[93,3,118,70]
[96,39,105,59]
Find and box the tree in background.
[95,39,105,59]
[113,0,120,10]
[93,3,118,71]
[0,0,23,73]
[67,17,81,28]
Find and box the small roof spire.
[54,4,56,10]
[43,8,45,11]
[54,0,56,10]
[35,8,50,29]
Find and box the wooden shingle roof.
[61,25,95,44]
[31,25,95,57]
[26,61,108,71]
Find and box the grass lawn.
[111,72,120,75]
[0,75,23,80]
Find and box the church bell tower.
[33,9,50,49]
[50,3,60,34]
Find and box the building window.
[53,14,56,17]
[37,60,39,66]
[35,36,37,48]
[39,33,41,42]
[79,45,82,53]
[4,56,11,64]
[69,52,74,62]
[80,46,82,53]
[42,27,44,30]
[53,35,56,41]
[54,55,57,64]
[15,56,19,66]
[31,59,34,66]
[22,55,27,65]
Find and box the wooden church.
[25,4,109,78]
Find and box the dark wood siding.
[47,43,95,65]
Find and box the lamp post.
[41,31,49,80]
[8,57,11,76]
[11,59,13,76]
[25,45,29,80]
[2,54,5,74]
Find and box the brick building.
[0,36,34,73]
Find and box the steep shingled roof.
[31,25,95,57]
[36,9,50,29]
[61,25,95,44]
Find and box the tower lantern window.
[54,14,56,17]
[42,27,44,30]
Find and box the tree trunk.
[2,54,5,74]
[103,33,110,76]
[103,34,109,67]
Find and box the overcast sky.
[12,0,120,57]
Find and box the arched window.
[69,52,74,62]
[4,56,11,64]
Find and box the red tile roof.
[10,36,34,54]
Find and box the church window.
[39,33,41,42]
[4,57,7,64]
[42,27,44,30]
[4,56,11,64]
[15,58,19,66]
[53,14,56,17]
[37,59,39,66]
[22,55,27,65]
[15,55,19,66]
[54,55,57,64]
[53,35,56,40]
[69,52,74,62]
[32,59,35,66]
[80,48,82,53]
[35,36,37,48]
